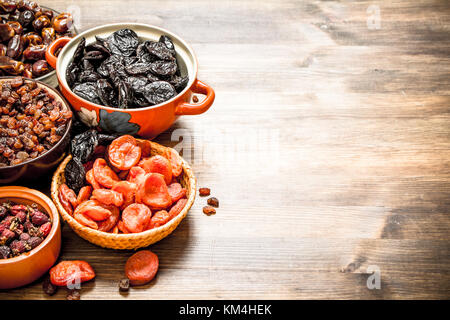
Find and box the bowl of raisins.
[0,76,73,184]
[0,1,77,87]
[0,186,61,289]
[45,23,215,139]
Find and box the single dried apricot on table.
[93,158,120,188]
[92,189,124,207]
[136,173,172,210]
[125,250,159,286]
[122,203,152,233]
[165,148,183,177]
[148,210,171,229]
[139,155,172,185]
[199,188,210,196]
[167,182,187,203]
[169,198,188,219]
[76,186,93,205]
[108,135,142,171]
[50,260,95,287]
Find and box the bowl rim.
[55,22,199,112]
[0,186,60,265]
[51,140,196,245]
[0,76,73,171]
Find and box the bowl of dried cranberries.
[0,76,73,184]
[0,186,61,289]
[51,135,196,249]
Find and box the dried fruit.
[108,135,141,170]
[31,210,49,226]
[93,158,119,188]
[203,206,216,216]
[42,276,57,296]
[76,186,93,205]
[167,182,187,203]
[169,198,188,219]
[207,197,219,208]
[119,278,130,292]
[91,189,124,207]
[199,188,210,196]
[148,210,170,229]
[49,260,95,287]
[125,250,159,286]
[122,203,152,233]
[74,200,112,221]
[139,155,172,185]
[164,148,183,177]
[66,289,81,300]
[135,173,172,210]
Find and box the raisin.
[199,188,210,196]
[66,289,81,300]
[42,276,57,296]
[203,206,216,216]
[119,278,130,292]
[207,197,219,208]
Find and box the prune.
[67,31,187,109]
[159,35,176,55]
[145,41,174,61]
[150,60,177,76]
[106,29,139,57]
[64,158,86,193]
[96,79,115,106]
[143,81,176,105]
[73,82,102,105]
[71,129,99,163]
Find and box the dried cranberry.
[31,210,48,226]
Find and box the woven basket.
[51,140,196,250]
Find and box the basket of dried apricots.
[50,132,195,249]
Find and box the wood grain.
[1,0,449,299]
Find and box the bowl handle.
[175,79,215,115]
[46,37,72,69]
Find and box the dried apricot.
[112,181,137,210]
[92,189,124,207]
[74,200,112,221]
[127,166,146,184]
[135,173,172,210]
[165,148,183,177]
[167,182,187,203]
[139,155,172,185]
[169,198,188,219]
[59,184,78,209]
[97,205,120,232]
[136,139,152,157]
[93,158,119,188]
[58,187,73,215]
[125,250,159,286]
[76,186,92,205]
[50,261,95,287]
[86,169,101,189]
[122,203,152,233]
[148,210,170,229]
[108,135,142,170]
[73,210,98,229]
[117,220,131,234]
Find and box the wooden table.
[1,0,449,300]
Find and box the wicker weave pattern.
[50,141,196,250]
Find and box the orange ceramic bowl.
[46,23,215,139]
[0,187,61,289]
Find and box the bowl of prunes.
[0,0,77,87]
[45,23,215,139]
[0,76,73,184]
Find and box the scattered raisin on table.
[199,188,211,196]
[203,206,216,216]
[66,289,81,300]
[192,95,199,103]
[207,197,219,208]
[119,278,130,292]
[42,277,57,296]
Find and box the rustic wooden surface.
[1,0,450,299]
